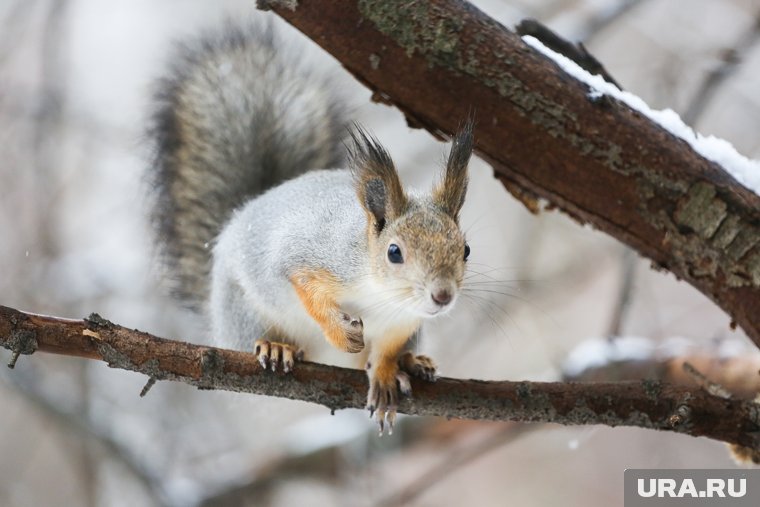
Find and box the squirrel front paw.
[254,339,304,373]
[336,312,364,353]
[366,361,412,436]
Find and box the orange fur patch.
[371,330,413,384]
[290,268,350,350]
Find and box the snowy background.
[1,0,760,506]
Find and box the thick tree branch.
[2,305,759,451]
[259,0,760,348]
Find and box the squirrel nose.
[431,290,452,306]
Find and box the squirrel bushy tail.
[150,24,347,309]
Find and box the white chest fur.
[339,276,422,351]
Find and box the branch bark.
[258,0,760,348]
[2,304,759,451]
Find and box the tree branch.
[258,0,760,348]
[2,304,759,450]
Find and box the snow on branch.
[1,304,760,451]
[521,35,760,196]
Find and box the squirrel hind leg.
[366,351,438,436]
[366,367,405,437]
[365,354,412,436]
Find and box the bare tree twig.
[682,11,760,125]
[1,304,759,450]
[199,443,344,507]
[0,370,171,506]
[606,248,637,339]
[515,18,622,88]
[682,361,734,400]
[577,0,648,44]
[567,353,760,398]
[258,0,760,349]
[376,423,536,507]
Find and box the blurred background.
[1,0,760,505]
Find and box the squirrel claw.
[370,407,396,437]
[367,374,401,436]
[374,408,395,436]
[376,409,386,436]
[254,339,303,373]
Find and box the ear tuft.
[348,123,407,232]
[364,179,387,233]
[434,120,473,219]
[347,124,395,178]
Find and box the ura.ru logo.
[637,478,746,498]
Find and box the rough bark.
[2,305,759,450]
[258,0,760,347]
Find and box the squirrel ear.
[348,125,407,233]
[434,121,473,220]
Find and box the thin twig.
[515,18,622,88]
[568,353,760,396]
[0,370,171,507]
[682,361,733,400]
[682,11,760,125]
[579,0,648,44]
[375,423,536,507]
[606,248,637,339]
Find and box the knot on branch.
[197,347,228,390]
[667,404,692,429]
[5,329,38,368]
[85,312,113,330]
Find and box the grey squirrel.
[150,24,473,434]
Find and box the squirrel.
[149,23,473,434]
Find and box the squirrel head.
[349,122,473,318]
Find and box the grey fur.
[211,170,367,351]
[150,23,346,309]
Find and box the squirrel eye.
[464,242,471,261]
[387,244,404,264]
